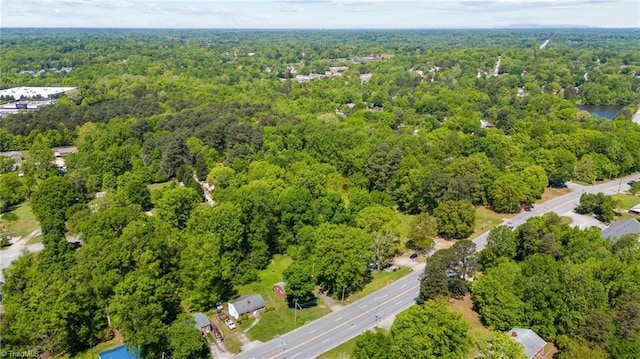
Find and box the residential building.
[228,294,266,319]
[509,328,546,359]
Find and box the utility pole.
[618,178,622,193]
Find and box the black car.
[628,180,636,186]
[409,252,418,259]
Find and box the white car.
[225,319,236,330]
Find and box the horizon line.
[2,26,639,30]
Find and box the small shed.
[228,294,266,320]
[193,312,212,335]
[273,282,287,300]
[509,328,546,359]
[629,204,640,215]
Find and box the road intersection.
[236,173,639,359]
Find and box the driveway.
[561,211,607,230]
[0,230,43,282]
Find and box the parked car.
[225,319,236,330]
[212,326,223,340]
[628,180,636,186]
[409,252,418,259]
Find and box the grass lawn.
[560,216,573,225]
[612,193,640,210]
[147,180,176,192]
[316,331,365,359]
[1,201,39,238]
[25,234,43,245]
[469,207,509,239]
[449,295,490,338]
[234,255,331,342]
[60,337,125,359]
[397,212,414,242]
[345,267,411,303]
[536,187,571,205]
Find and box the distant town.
[0,87,76,117]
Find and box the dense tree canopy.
[1,28,640,357]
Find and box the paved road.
[236,173,640,359]
[237,261,425,359]
[0,231,81,282]
[0,230,43,282]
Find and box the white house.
[228,294,266,320]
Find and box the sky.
[1,0,638,29]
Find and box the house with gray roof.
[228,294,266,319]
[509,328,546,359]
[193,312,212,335]
[629,204,640,215]
[601,218,640,240]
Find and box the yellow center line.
[267,282,420,359]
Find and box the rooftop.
[509,328,546,359]
[193,312,210,330]
[0,86,76,100]
[601,218,640,240]
[230,294,266,315]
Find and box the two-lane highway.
[237,261,424,359]
[236,173,640,359]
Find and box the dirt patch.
[537,187,571,205]
[449,295,490,337]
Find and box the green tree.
[407,213,437,253]
[168,314,209,359]
[180,234,233,311]
[418,252,450,302]
[433,200,476,239]
[490,173,528,213]
[479,225,517,268]
[0,173,28,210]
[110,271,180,357]
[30,176,79,228]
[155,186,201,229]
[353,330,393,359]
[23,134,57,181]
[118,173,151,208]
[471,261,526,330]
[475,331,527,359]
[575,192,618,223]
[356,205,401,271]
[283,260,316,305]
[390,301,471,359]
[312,223,373,300]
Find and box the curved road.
[236,173,639,359]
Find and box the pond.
[577,104,625,120]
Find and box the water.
[577,104,624,120]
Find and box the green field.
[1,201,40,238]
[317,327,390,359]
[316,334,360,359]
[235,255,331,342]
[25,234,43,245]
[612,193,640,210]
[345,267,411,303]
[147,180,177,192]
[469,207,509,239]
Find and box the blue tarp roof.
[98,345,138,359]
